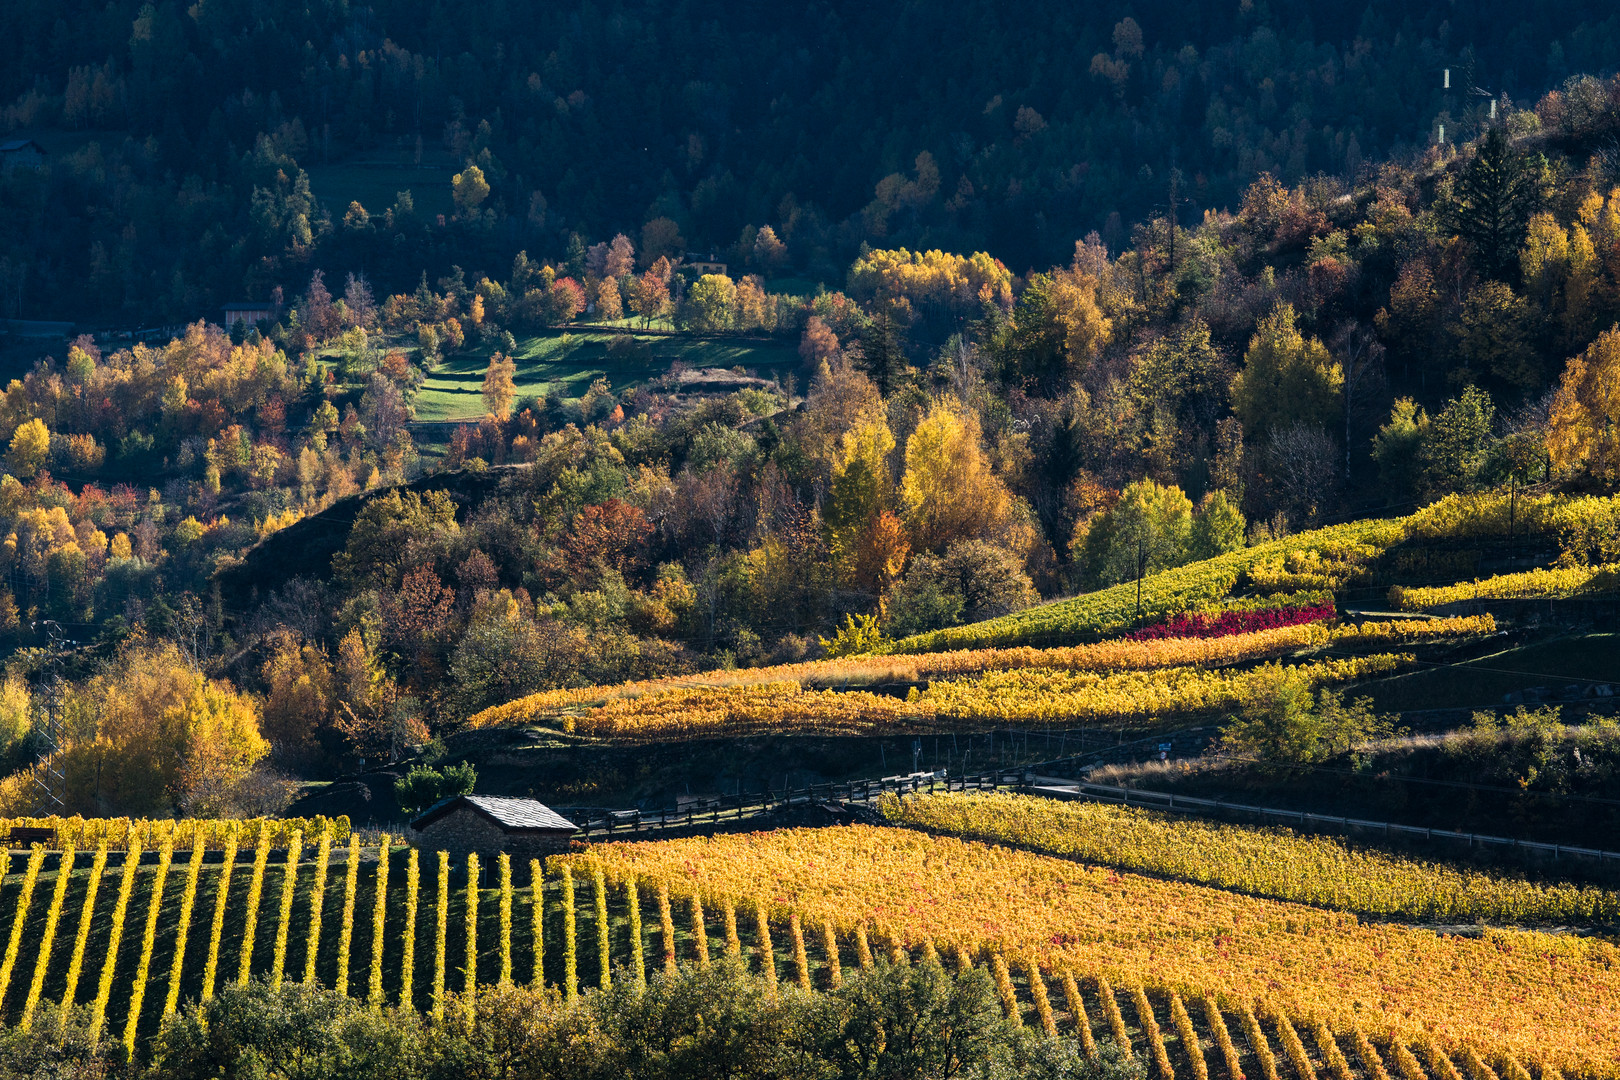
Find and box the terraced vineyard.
[2,823,1615,1076]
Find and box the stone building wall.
[410,808,575,857]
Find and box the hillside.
[9,1,1620,323]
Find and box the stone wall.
[410,808,575,857]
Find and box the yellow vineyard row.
[557,654,1407,742]
[1389,565,1620,610]
[878,790,1620,924]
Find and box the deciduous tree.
[900,398,1016,554]
[1549,326,1620,484]
[1230,304,1343,441]
[482,352,518,420]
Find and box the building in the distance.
[408,794,580,856]
[681,251,728,276]
[221,301,281,329]
[0,139,45,174]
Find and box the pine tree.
[1445,127,1542,280]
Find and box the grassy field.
[413,327,800,422]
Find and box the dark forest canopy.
[5,0,1620,321]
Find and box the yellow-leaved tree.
[5,418,51,479]
[1230,303,1343,441]
[900,397,1018,554]
[56,642,269,816]
[825,415,897,580]
[1548,325,1620,485]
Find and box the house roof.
[0,139,44,153]
[411,794,578,833]
[222,301,279,311]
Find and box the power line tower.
[29,621,69,814]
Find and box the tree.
[562,500,653,582]
[825,416,896,547]
[859,300,908,395]
[1221,667,1393,764]
[1188,490,1245,559]
[1419,386,1496,497]
[1100,479,1193,620]
[889,539,1035,633]
[640,217,685,264]
[1000,268,1112,391]
[546,277,586,324]
[452,164,490,216]
[482,352,518,419]
[799,315,840,373]
[630,269,670,327]
[594,278,624,321]
[393,761,477,816]
[1331,320,1387,480]
[6,417,50,478]
[1230,304,1343,441]
[1371,399,1430,503]
[56,643,268,816]
[900,398,1017,553]
[1443,127,1542,280]
[605,233,637,279]
[1548,325,1620,485]
[683,273,737,332]
[1451,282,1539,392]
[752,225,787,271]
[259,632,334,760]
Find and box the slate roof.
[411,794,578,833]
[0,140,43,153]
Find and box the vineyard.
[3,825,1615,1077]
[885,491,1620,654]
[878,790,1620,924]
[467,617,1496,741]
[568,826,1620,1077]
[543,653,1409,743]
[1389,565,1620,610]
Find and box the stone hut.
[409,794,579,857]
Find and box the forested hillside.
[5,0,1620,320]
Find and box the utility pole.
[29,621,70,814]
